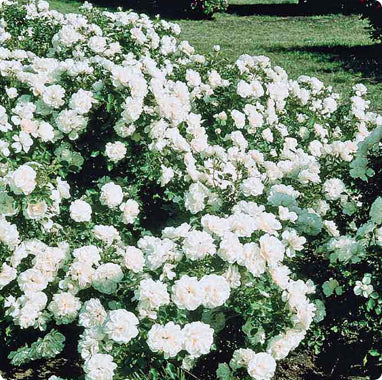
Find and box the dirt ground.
[0,352,374,380]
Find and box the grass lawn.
[48,0,382,107]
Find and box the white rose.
[201,215,230,237]
[172,275,204,311]
[184,182,208,214]
[259,234,285,266]
[38,121,55,142]
[93,225,120,246]
[228,213,257,237]
[73,245,101,265]
[266,334,293,361]
[100,182,123,208]
[69,89,95,114]
[147,322,184,358]
[120,199,139,224]
[92,263,123,294]
[105,141,126,163]
[262,128,274,143]
[323,178,345,201]
[0,218,19,249]
[79,298,107,329]
[42,85,65,108]
[308,140,323,157]
[231,348,256,369]
[68,261,95,290]
[247,352,276,380]
[57,177,71,199]
[48,292,81,324]
[323,220,340,237]
[37,0,49,11]
[269,265,291,290]
[182,322,214,358]
[216,111,227,121]
[104,309,139,344]
[186,69,202,87]
[84,354,117,380]
[88,36,107,53]
[119,246,145,273]
[237,80,252,98]
[241,242,266,277]
[55,110,87,138]
[160,165,174,186]
[0,263,17,290]
[183,230,216,261]
[122,97,143,123]
[135,278,170,310]
[5,87,18,99]
[218,232,243,264]
[10,164,37,195]
[162,223,191,240]
[231,110,246,129]
[223,265,241,289]
[24,200,47,220]
[18,268,48,292]
[241,177,264,197]
[200,274,230,308]
[70,200,92,222]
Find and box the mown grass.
[48,0,382,107]
[178,3,382,107]
[47,0,77,12]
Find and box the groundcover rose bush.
[0,1,380,379]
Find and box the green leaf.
[8,330,65,366]
[164,363,177,379]
[107,93,114,112]
[149,368,160,380]
[367,298,376,311]
[216,363,232,380]
[202,310,226,333]
[370,292,379,300]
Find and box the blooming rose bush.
[0,1,380,379]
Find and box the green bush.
[189,0,228,17]
[361,0,382,42]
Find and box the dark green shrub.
[361,0,382,42]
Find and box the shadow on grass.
[268,44,382,84]
[58,0,363,19]
[227,3,362,17]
